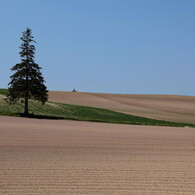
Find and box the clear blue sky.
[0,0,195,95]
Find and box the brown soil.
[49,91,195,124]
[0,116,195,194]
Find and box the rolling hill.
[49,91,195,124]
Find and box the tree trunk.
[24,62,29,115]
[24,95,29,115]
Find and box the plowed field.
[0,116,195,194]
[49,91,195,124]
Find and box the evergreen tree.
[8,28,48,115]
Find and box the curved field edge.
[48,91,195,125]
[0,93,194,127]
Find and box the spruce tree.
[8,28,48,115]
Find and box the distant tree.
[8,28,48,115]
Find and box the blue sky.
[0,0,195,95]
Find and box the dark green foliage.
[0,89,8,95]
[8,28,48,114]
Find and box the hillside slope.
[1,94,193,127]
[49,91,195,124]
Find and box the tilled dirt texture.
[49,91,195,124]
[0,116,195,194]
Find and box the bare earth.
[0,116,195,194]
[49,91,195,124]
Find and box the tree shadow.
[18,113,64,120]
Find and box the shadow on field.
[19,113,65,120]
